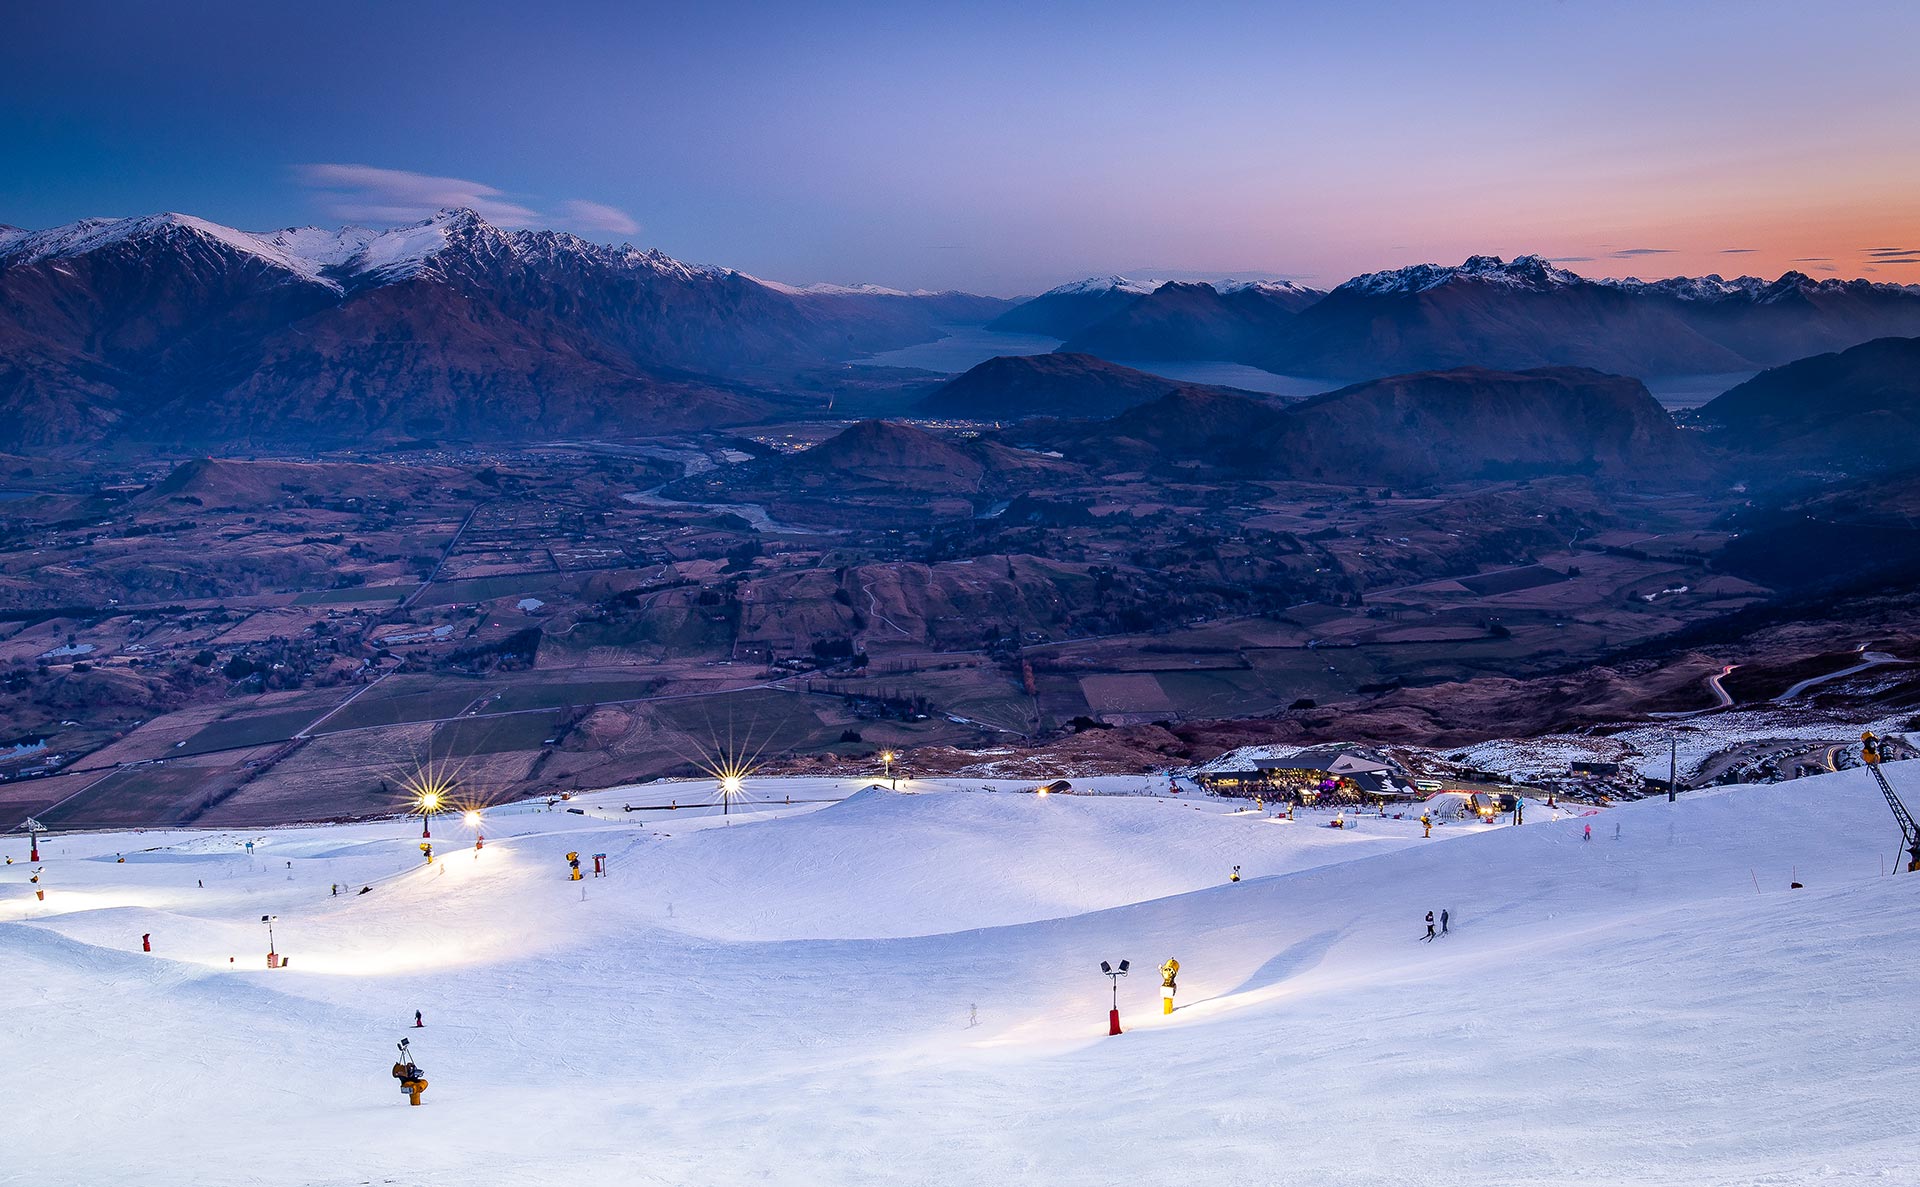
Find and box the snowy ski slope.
[2,770,1914,1186]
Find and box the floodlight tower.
[464,809,484,850]
[719,772,744,817]
[1100,959,1130,1035]
[881,750,898,790]
[416,790,442,839]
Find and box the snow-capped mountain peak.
[0,207,735,293]
[1039,275,1161,297]
[0,212,358,288]
[1217,278,1320,297]
[1337,254,1587,296]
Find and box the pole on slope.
[25,817,42,863]
[1668,736,1678,803]
[1101,960,1129,1035]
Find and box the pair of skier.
[1422,908,1451,941]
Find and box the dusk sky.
[5,0,1918,295]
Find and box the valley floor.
[2,771,1915,1186]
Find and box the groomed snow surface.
[4,770,1915,1186]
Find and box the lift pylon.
[1861,733,1920,873]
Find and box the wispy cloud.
[1547,256,1595,263]
[296,164,542,225]
[1792,257,1833,262]
[1719,248,1757,254]
[295,164,640,239]
[1608,247,1675,258]
[1863,246,1920,258]
[556,200,640,236]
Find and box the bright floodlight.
[720,775,744,795]
[463,810,482,827]
[419,791,441,813]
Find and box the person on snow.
[1423,911,1436,942]
[1583,824,1592,842]
[1440,909,1449,936]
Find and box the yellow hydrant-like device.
[393,1040,427,1106]
[1160,957,1180,1014]
[567,851,582,881]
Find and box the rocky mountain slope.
[985,276,1156,339]
[0,210,1006,449]
[1695,336,1920,470]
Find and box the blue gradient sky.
[4,0,1917,294]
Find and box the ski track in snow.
[2,770,1916,1185]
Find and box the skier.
[1423,911,1436,942]
[1583,823,1592,843]
[142,933,152,952]
[413,1010,423,1028]
[1440,909,1449,936]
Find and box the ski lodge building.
[1197,746,1412,803]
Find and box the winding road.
[1775,643,1903,703]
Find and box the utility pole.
[1668,736,1678,803]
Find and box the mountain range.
[6,207,1920,453]
[0,209,1007,449]
[1003,257,1920,379]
